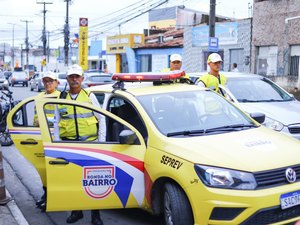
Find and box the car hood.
[239,101,300,125]
[157,126,300,172]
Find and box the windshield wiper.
[167,129,205,137]
[205,124,257,133]
[166,124,257,137]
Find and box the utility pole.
[209,0,216,38]
[21,20,33,70]
[64,0,71,66]
[37,1,53,71]
[8,23,15,69]
[47,31,50,63]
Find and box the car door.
[7,96,48,187]
[34,98,147,212]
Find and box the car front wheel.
[163,183,194,225]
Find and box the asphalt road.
[2,85,165,225]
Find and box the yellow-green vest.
[58,89,98,141]
[197,73,227,92]
[33,90,60,126]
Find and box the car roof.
[88,80,205,96]
[189,71,265,80]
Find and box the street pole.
[37,1,53,71]
[209,0,216,38]
[64,0,71,66]
[21,20,33,70]
[8,23,15,69]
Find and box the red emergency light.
[112,70,186,82]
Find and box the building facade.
[252,0,300,87]
[183,19,252,73]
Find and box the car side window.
[107,97,148,142]
[12,100,35,127]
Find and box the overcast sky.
[0,0,253,49]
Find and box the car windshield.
[88,75,112,82]
[138,90,256,136]
[227,77,293,102]
[58,73,67,79]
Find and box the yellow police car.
[7,71,300,225]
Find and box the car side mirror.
[250,112,265,124]
[119,129,139,145]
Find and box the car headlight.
[194,165,257,190]
[263,116,284,131]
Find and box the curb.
[6,189,29,225]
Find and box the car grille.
[240,205,300,225]
[254,164,300,189]
[288,124,300,134]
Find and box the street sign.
[208,37,219,52]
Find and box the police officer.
[34,71,60,212]
[161,54,189,80]
[33,71,60,126]
[197,53,227,94]
[53,64,104,225]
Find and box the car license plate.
[280,190,300,209]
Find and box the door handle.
[20,140,38,145]
[49,158,69,165]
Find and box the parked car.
[81,72,113,88]
[7,71,300,225]
[189,72,300,140]
[9,70,29,87]
[29,72,44,92]
[56,72,68,92]
[3,71,12,80]
[0,72,9,88]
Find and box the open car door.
[34,98,147,211]
[7,96,48,187]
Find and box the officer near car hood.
[197,53,227,94]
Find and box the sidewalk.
[0,190,29,225]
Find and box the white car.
[190,72,300,140]
[56,72,68,92]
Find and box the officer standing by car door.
[33,71,60,212]
[53,64,104,225]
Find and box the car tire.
[163,183,194,225]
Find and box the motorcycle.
[0,84,20,146]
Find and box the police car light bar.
[112,70,186,82]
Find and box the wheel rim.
[164,192,174,225]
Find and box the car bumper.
[189,182,300,225]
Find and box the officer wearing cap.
[33,71,60,211]
[197,53,227,93]
[53,64,104,225]
[161,54,189,79]
[33,71,60,126]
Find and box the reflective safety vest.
[197,73,227,92]
[58,89,98,141]
[33,90,60,126]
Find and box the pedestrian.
[232,62,239,72]
[161,53,189,79]
[34,71,60,212]
[53,64,104,225]
[197,53,227,94]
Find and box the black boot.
[66,210,84,223]
[36,187,47,212]
[91,210,103,225]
